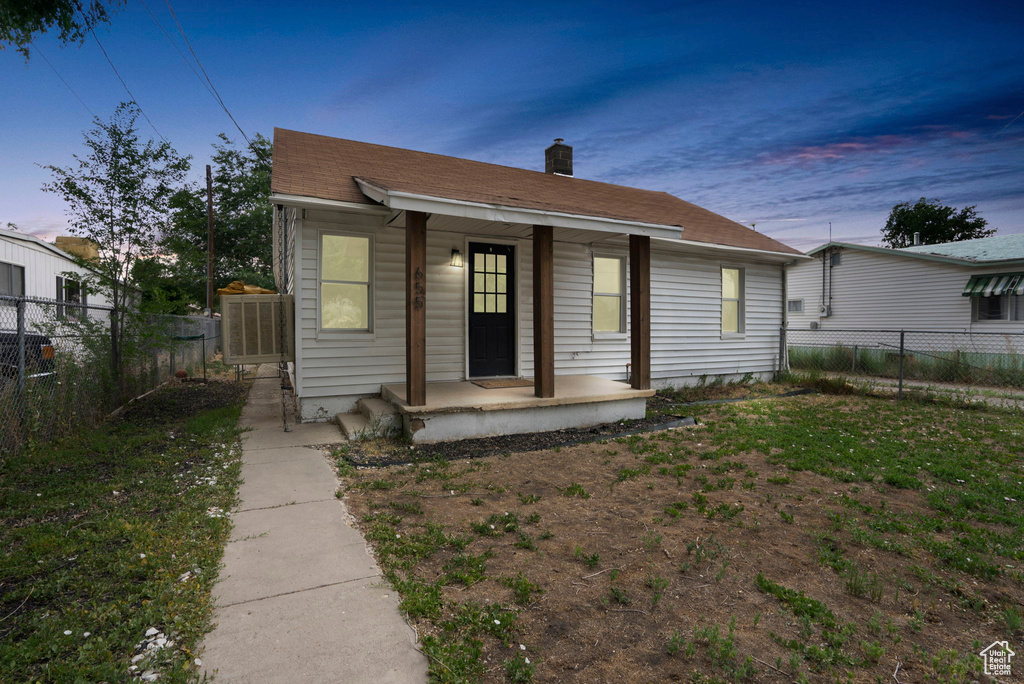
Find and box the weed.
[1003,605,1023,632]
[518,493,542,505]
[442,550,493,586]
[574,546,600,569]
[539,529,554,540]
[504,654,535,683]
[560,482,591,499]
[524,512,541,525]
[499,572,543,605]
[390,501,424,515]
[642,531,663,549]
[779,510,794,524]
[610,586,631,605]
[514,533,538,551]
[647,575,670,607]
[470,498,484,506]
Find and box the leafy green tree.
[161,133,274,310]
[881,198,994,248]
[1,0,124,59]
[43,102,190,396]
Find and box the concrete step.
[335,412,371,441]
[336,397,402,441]
[356,397,401,436]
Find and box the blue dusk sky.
[2,0,1022,251]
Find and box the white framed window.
[56,276,88,319]
[721,267,744,334]
[0,261,24,305]
[319,232,372,331]
[787,299,804,314]
[593,255,625,333]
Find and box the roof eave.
[354,178,685,240]
[269,192,391,214]
[653,236,809,262]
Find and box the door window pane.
[485,273,496,293]
[322,283,368,329]
[497,274,506,293]
[486,254,496,271]
[486,294,496,313]
[475,253,484,270]
[497,295,507,313]
[322,235,369,281]
[497,254,507,273]
[474,273,485,292]
[475,293,485,313]
[594,296,621,332]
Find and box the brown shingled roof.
[271,128,802,256]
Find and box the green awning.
[962,273,1024,297]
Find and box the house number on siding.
[414,268,425,309]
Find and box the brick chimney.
[545,138,573,176]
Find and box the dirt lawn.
[339,392,1024,684]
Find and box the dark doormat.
[471,378,535,389]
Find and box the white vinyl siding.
[786,248,1024,333]
[294,209,787,417]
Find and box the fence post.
[852,345,858,374]
[778,326,787,374]
[897,331,905,400]
[16,298,26,398]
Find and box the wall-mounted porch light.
[450,248,464,267]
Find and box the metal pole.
[897,331,905,400]
[202,334,207,381]
[16,298,26,398]
[852,345,858,373]
[207,164,215,318]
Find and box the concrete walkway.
[200,369,427,683]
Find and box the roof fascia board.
[269,192,390,214]
[653,236,809,262]
[805,241,1024,267]
[355,178,685,240]
[0,227,84,263]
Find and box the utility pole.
[206,164,214,318]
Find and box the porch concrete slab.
[202,580,425,684]
[237,456,338,511]
[215,500,377,606]
[383,374,654,413]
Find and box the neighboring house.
[786,234,1024,333]
[269,129,806,441]
[0,227,110,319]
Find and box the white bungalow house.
[269,129,806,442]
[786,234,1024,332]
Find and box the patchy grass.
[340,392,1023,683]
[0,382,246,683]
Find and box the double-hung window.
[56,276,87,319]
[320,233,372,331]
[593,256,625,333]
[721,267,744,334]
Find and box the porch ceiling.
[382,375,654,414]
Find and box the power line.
[138,0,218,103]
[162,0,252,149]
[89,28,167,142]
[31,42,96,118]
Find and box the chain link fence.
[1,295,220,457]
[784,327,1024,396]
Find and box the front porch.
[382,375,654,443]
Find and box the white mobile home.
[269,130,807,442]
[0,227,109,315]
